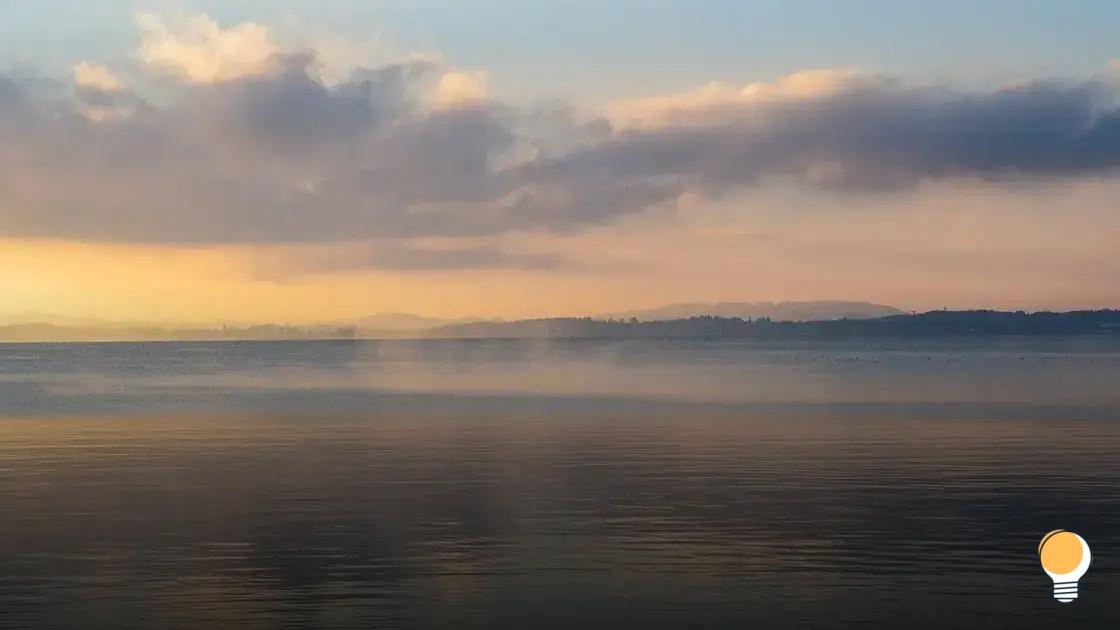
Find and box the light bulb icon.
[1038,530,1091,602]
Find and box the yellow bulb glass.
[1039,531,1082,575]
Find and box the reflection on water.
[1,339,1118,628]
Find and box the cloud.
[543,73,1120,196]
[136,13,280,83]
[70,62,141,122]
[434,70,490,107]
[72,62,123,92]
[609,69,867,128]
[3,13,1120,263]
[197,55,429,154]
[0,53,515,243]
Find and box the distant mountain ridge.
[327,313,494,332]
[429,310,1120,340]
[598,301,903,322]
[327,302,900,333]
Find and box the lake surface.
[1,338,1118,628]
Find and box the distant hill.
[429,310,1120,340]
[331,313,493,332]
[598,301,903,322]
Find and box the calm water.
[1,338,1119,628]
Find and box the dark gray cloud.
[198,55,427,153]
[526,79,1120,196]
[1,65,1120,251]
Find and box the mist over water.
[1,338,1118,628]
[3,337,1119,413]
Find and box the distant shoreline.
[1,310,1117,344]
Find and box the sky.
[1,0,1119,323]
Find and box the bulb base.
[1053,581,1079,603]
